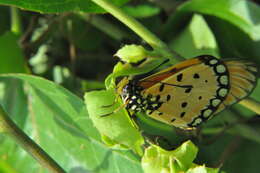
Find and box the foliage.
[0,0,260,173]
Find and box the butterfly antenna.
[148,59,170,73]
[133,59,170,80]
[100,100,129,117]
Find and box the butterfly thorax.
[120,80,163,114]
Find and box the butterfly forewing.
[137,58,203,89]
[138,56,229,128]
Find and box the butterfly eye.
[123,85,130,93]
[121,85,132,101]
[122,93,128,99]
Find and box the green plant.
[0,0,259,173]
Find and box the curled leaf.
[142,141,198,173]
[84,89,144,155]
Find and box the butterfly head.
[118,79,138,101]
[116,78,131,102]
[116,78,147,112]
[121,83,132,102]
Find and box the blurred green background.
[0,0,260,172]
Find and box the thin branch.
[22,13,71,51]
[214,136,242,168]
[19,15,39,46]
[10,7,22,35]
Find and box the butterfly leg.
[100,102,127,117]
[101,94,120,108]
[140,131,176,150]
[127,111,140,130]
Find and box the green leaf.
[221,139,260,172]
[228,123,260,144]
[84,89,144,155]
[81,80,105,91]
[134,111,190,150]
[0,74,143,173]
[64,15,105,51]
[250,80,260,102]
[142,141,198,173]
[0,32,28,74]
[206,16,260,63]
[29,44,49,74]
[0,159,17,173]
[142,141,220,173]
[164,0,260,41]
[197,134,260,173]
[0,79,28,127]
[187,165,219,173]
[0,0,130,13]
[0,56,31,171]
[0,7,10,35]
[105,58,168,89]
[122,4,161,18]
[169,14,219,58]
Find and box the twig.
[22,13,71,51]
[214,136,242,168]
[19,15,39,46]
[10,7,22,35]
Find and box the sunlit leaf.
[0,0,130,13]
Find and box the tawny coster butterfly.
[116,55,258,129]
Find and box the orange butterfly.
[116,55,258,129]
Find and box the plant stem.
[90,0,184,63]
[214,136,241,168]
[0,106,66,173]
[10,7,22,35]
[239,98,260,115]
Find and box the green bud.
[142,141,197,173]
[142,140,219,173]
[115,44,148,63]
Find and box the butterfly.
[116,55,258,129]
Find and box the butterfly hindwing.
[214,60,258,114]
